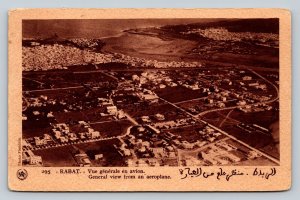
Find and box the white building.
[106,106,118,115]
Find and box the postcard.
[8,8,291,191]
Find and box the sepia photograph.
[21,18,280,167]
[8,8,291,191]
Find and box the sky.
[22,19,219,39]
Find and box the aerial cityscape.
[21,19,280,167]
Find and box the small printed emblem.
[17,169,28,180]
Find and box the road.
[74,70,119,81]
[23,77,44,85]
[177,137,230,166]
[195,69,279,117]
[29,135,119,151]
[89,119,128,125]
[249,69,279,97]
[158,96,280,165]
[174,96,207,105]
[219,109,234,127]
[99,71,119,81]
[23,71,117,93]
[28,125,135,151]
[23,86,84,93]
[124,113,139,125]
[201,119,280,165]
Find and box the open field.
[23,70,116,91]
[156,86,206,103]
[202,108,279,159]
[123,102,188,123]
[33,146,78,167]
[167,124,211,143]
[76,139,126,166]
[33,138,126,167]
[53,107,113,124]
[23,125,53,139]
[90,120,132,138]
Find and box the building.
[237,100,247,106]
[248,151,262,159]
[141,116,151,123]
[117,110,126,119]
[95,154,103,160]
[59,136,68,143]
[106,106,118,115]
[217,102,225,108]
[249,82,259,87]
[159,84,166,89]
[74,151,92,167]
[154,113,165,121]
[91,131,100,139]
[206,99,214,104]
[181,141,194,149]
[242,76,252,81]
[22,150,43,166]
[146,125,160,134]
[127,159,136,167]
[34,137,46,146]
